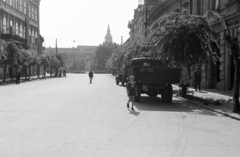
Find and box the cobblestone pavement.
[0,74,240,157]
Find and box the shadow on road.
[135,96,222,117]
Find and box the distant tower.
[105,24,113,43]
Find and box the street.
[0,74,240,157]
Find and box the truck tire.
[116,80,119,85]
[135,85,141,102]
[166,84,173,103]
[121,81,125,86]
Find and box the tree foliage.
[145,10,226,66]
[94,43,115,70]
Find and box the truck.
[115,66,128,86]
[128,57,181,103]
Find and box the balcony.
[1,34,26,48]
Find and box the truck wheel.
[135,85,141,102]
[166,84,173,103]
[116,81,119,85]
[121,81,125,86]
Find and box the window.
[20,0,22,12]
[32,30,34,44]
[29,5,31,18]
[20,24,22,37]
[3,17,7,34]
[197,0,202,15]
[189,0,193,14]
[16,22,18,35]
[32,7,34,19]
[23,26,25,39]
[9,20,13,34]
[35,31,38,44]
[10,0,12,6]
[212,0,219,10]
[23,0,26,14]
[15,0,18,10]
[29,29,31,43]
[35,9,38,21]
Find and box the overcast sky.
[40,0,138,48]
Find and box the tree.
[0,39,7,61]
[145,10,226,66]
[94,43,115,70]
[224,36,240,113]
[79,60,85,71]
[71,58,78,71]
[2,41,25,81]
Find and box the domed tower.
[105,24,113,43]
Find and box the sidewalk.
[0,75,55,86]
[173,85,240,120]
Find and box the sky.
[40,0,139,48]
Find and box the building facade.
[129,0,240,92]
[44,45,97,72]
[0,0,42,79]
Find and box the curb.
[0,77,57,85]
[178,96,240,121]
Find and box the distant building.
[44,45,97,72]
[104,24,112,43]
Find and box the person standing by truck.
[194,67,201,91]
[126,76,137,111]
[88,70,94,84]
[16,69,21,85]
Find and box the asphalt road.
[0,74,240,157]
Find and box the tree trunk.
[37,65,40,78]
[232,55,240,113]
[3,62,7,82]
[55,67,58,77]
[28,65,31,79]
[43,66,46,78]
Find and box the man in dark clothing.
[88,70,94,84]
[16,69,21,85]
[194,68,201,91]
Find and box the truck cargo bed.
[130,67,181,84]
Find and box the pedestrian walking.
[88,70,94,84]
[63,70,66,77]
[58,70,62,78]
[16,69,21,85]
[194,67,201,91]
[126,76,137,111]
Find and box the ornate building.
[104,24,112,43]
[0,0,43,79]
